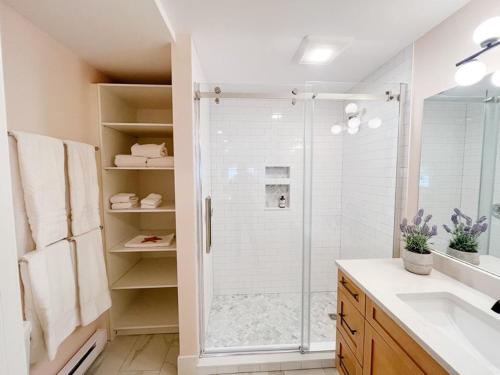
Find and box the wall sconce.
[455,17,500,86]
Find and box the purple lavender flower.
[424,214,432,223]
[453,208,462,216]
[414,215,422,225]
[451,214,459,225]
[443,224,452,233]
[417,208,424,217]
[430,225,437,236]
[482,222,488,232]
[478,216,487,223]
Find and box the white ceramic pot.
[401,248,433,275]
[446,247,480,266]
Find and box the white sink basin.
[397,292,500,372]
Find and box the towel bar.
[7,131,100,151]
[18,226,104,262]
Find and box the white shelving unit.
[98,83,178,336]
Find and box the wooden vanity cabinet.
[336,271,448,375]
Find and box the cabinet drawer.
[338,270,365,314]
[365,297,448,375]
[336,329,363,375]
[337,289,364,362]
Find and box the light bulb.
[330,124,343,135]
[344,103,358,115]
[347,127,359,135]
[368,117,382,129]
[473,17,500,47]
[454,60,486,86]
[347,117,361,129]
[492,71,500,87]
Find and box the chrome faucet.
[492,300,500,314]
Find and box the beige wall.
[0,4,109,374]
[408,0,500,216]
[172,34,202,374]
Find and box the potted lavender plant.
[443,208,488,266]
[400,209,437,275]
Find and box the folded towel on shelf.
[141,201,162,209]
[72,229,111,325]
[146,156,174,168]
[111,201,138,209]
[131,143,167,158]
[141,193,162,208]
[65,140,101,236]
[12,131,68,248]
[114,154,147,167]
[110,193,138,204]
[20,241,79,360]
[124,233,175,248]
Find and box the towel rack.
[7,131,100,151]
[18,226,104,263]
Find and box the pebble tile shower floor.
[206,291,337,348]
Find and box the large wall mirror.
[419,72,500,276]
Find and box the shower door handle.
[205,196,212,253]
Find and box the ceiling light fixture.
[294,36,352,65]
[455,17,500,86]
[454,59,487,86]
[347,117,361,129]
[344,103,358,115]
[368,118,382,129]
[330,124,343,135]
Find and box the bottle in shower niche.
[279,195,286,208]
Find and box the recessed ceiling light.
[294,36,352,65]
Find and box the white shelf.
[107,202,175,213]
[112,258,177,290]
[114,289,178,331]
[105,166,174,170]
[102,122,173,137]
[109,232,176,253]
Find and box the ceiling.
[3,0,174,83]
[3,0,471,85]
[160,0,470,84]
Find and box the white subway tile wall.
[209,99,306,295]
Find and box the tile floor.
[226,370,338,375]
[206,292,337,349]
[86,334,338,375]
[86,334,178,375]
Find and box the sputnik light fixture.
[455,17,500,86]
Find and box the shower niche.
[265,166,290,209]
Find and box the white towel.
[65,140,101,236]
[20,241,79,360]
[141,193,162,205]
[111,201,138,209]
[20,263,48,364]
[12,131,68,248]
[131,143,167,158]
[141,201,162,209]
[73,229,111,326]
[114,154,147,167]
[110,193,138,204]
[146,156,174,168]
[125,233,175,248]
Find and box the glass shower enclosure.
[194,82,405,355]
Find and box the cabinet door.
[363,323,424,375]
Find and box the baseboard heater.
[57,329,107,375]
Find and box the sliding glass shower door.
[196,84,309,352]
[195,82,404,355]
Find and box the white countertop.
[336,258,500,375]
